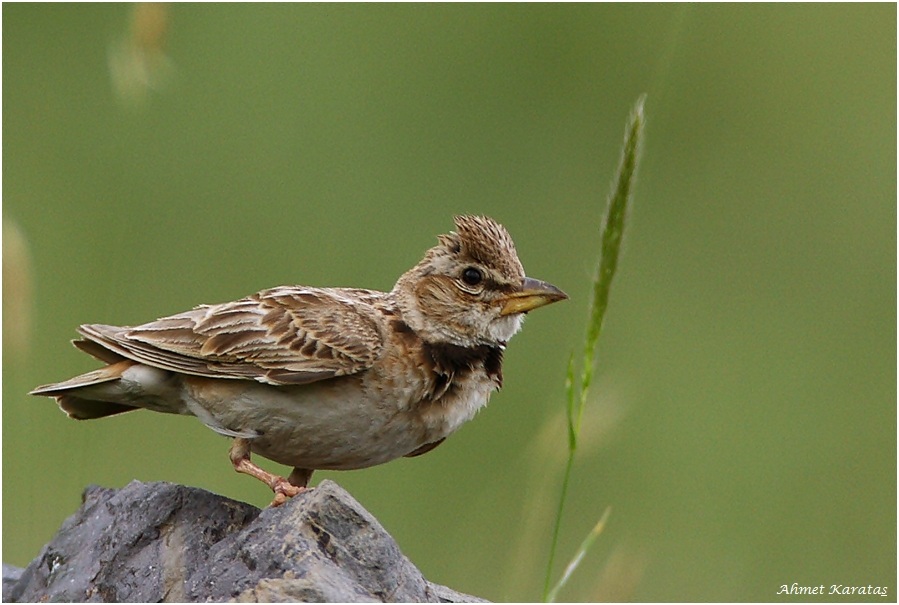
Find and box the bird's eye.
[461,267,483,286]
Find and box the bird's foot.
[229,437,309,507]
[270,479,305,507]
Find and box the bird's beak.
[500,277,568,316]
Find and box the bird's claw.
[269,479,304,507]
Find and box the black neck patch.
[391,319,505,400]
[424,341,504,398]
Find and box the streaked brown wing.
[77,286,385,385]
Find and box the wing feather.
[77,287,385,385]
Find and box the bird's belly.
[181,374,487,471]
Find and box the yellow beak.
[500,277,568,316]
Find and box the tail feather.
[30,361,129,395]
[30,361,140,420]
[58,396,138,420]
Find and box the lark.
[31,215,567,504]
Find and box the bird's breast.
[379,330,505,444]
[179,323,505,471]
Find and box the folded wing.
[77,286,385,385]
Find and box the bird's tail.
[30,361,140,420]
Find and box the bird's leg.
[229,437,304,507]
[288,467,313,489]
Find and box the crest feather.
[450,215,524,279]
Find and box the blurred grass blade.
[542,95,645,602]
[577,93,645,430]
[565,352,577,451]
[546,507,613,603]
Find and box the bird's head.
[393,215,568,347]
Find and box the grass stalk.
[542,95,645,602]
[545,506,613,603]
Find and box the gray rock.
[6,480,486,603]
[3,563,24,602]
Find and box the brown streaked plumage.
[31,215,567,505]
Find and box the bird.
[30,215,568,505]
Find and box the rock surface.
[5,480,486,603]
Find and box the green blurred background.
[3,4,895,602]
